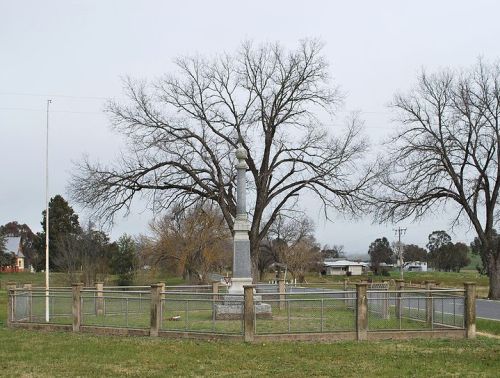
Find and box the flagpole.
[45,99,52,322]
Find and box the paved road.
[477,299,500,320]
[258,285,500,321]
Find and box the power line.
[0,91,112,100]
[0,107,105,115]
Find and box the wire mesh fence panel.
[400,292,426,323]
[432,293,465,329]
[367,290,390,318]
[367,290,466,331]
[161,294,243,334]
[13,291,30,322]
[254,293,356,334]
[22,290,73,324]
[80,292,150,329]
[368,292,428,331]
[288,299,322,333]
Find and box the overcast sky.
[1,0,499,256]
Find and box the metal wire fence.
[254,291,356,334]
[161,292,243,334]
[81,289,151,329]
[11,288,73,324]
[7,284,467,338]
[367,289,465,330]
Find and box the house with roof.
[322,259,368,276]
[1,236,25,272]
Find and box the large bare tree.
[376,60,500,298]
[70,40,373,276]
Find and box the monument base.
[228,277,253,295]
[214,294,272,320]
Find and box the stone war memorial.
[214,145,272,320]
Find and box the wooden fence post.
[95,282,104,316]
[72,283,83,332]
[244,285,255,342]
[150,284,162,337]
[464,282,476,339]
[395,279,404,319]
[356,283,368,341]
[425,281,435,327]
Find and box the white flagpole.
[45,99,52,322]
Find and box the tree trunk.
[488,255,500,299]
[250,236,260,283]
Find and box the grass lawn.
[0,327,499,377]
[278,269,491,298]
[477,319,500,336]
[1,273,500,376]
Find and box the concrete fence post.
[212,281,219,303]
[395,279,404,319]
[150,284,162,337]
[72,283,83,332]
[278,278,286,311]
[464,282,476,339]
[244,285,255,342]
[158,282,166,299]
[381,281,389,320]
[6,282,16,326]
[425,281,435,327]
[23,283,33,322]
[95,282,104,316]
[343,279,348,304]
[356,283,368,341]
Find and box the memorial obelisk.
[229,145,253,294]
[213,145,272,320]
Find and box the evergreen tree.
[36,195,81,271]
[111,234,138,285]
[368,237,393,275]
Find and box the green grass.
[284,270,491,298]
[477,319,500,336]
[291,270,489,287]
[1,276,500,376]
[0,271,187,290]
[0,327,499,377]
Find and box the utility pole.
[45,99,52,323]
[394,227,406,280]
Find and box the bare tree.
[148,204,231,283]
[54,223,115,285]
[70,40,373,276]
[376,60,500,298]
[321,244,345,259]
[264,214,321,282]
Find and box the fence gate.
[368,283,389,319]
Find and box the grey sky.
[1,0,499,255]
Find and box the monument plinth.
[214,145,272,319]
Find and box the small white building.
[403,261,428,272]
[323,259,367,276]
[3,236,25,271]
